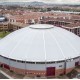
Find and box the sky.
[0,0,80,4]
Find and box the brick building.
[1,11,80,37]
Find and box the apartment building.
[1,11,80,37]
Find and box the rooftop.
[0,24,80,62]
[29,24,54,29]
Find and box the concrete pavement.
[0,70,13,79]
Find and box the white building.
[0,24,80,77]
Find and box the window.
[46,62,55,64]
[36,61,55,64]
[9,58,16,61]
[26,61,35,64]
[56,60,64,63]
[36,62,45,64]
[17,60,25,63]
[4,25,7,26]
[59,65,62,67]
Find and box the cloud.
[43,0,80,4]
[0,0,80,4]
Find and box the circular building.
[0,15,7,22]
[0,24,80,77]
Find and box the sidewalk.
[0,67,24,79]
[0,70,13,79]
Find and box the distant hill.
[0,1,80,7]
[0,1,47,6]
[27,1,47,6]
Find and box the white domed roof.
[0,24,80,62]
[29,24,53,29]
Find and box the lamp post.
[24,59,26,75]
[8,56,10,70]
[64,58,67,74]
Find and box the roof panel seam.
[48,30,66,59]
[8,29,29,58]
[43,31,47,62]
[58,29,79,56]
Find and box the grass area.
[0,31,10,38]
[67,69,78,79]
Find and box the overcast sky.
[0,0,80,4]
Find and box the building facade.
[0,24,80,78]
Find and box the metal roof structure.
[0,24,80,62]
